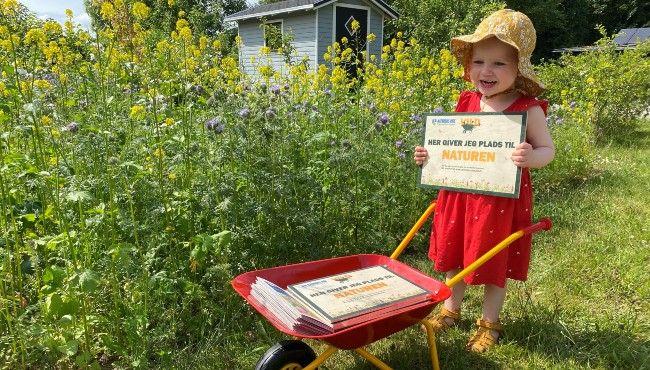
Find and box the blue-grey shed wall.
[238,0,387,76]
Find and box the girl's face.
[469,37,519,96]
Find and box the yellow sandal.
[466,318,502,353]
[421,307,460,333]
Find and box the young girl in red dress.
[414,9,555,352]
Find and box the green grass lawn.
[207,121,649,369]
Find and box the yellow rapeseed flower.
[367,33,376,42]
[130,105,146,120]
[43,20,62,35]
[351,20,360,32]
[167,0,175,5]
[34,79,52,90]
[24,28,46,47]
[1,0,19,16]
[100,2,115,20]
[41,115,52,126]
[132,2,150,20]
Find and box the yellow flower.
[43,20,62,35]
[168,172,177,180]
[341,37,348,45]
[34,79,52,90]
[1,0,19,16]
[367,33,376,42]
[260,46,271,55]
[213,39,222,49]
[24,28,46,47]
[164,118,174,126]
[153,148,165,158]
[65,9,73,18]
[132,2,150,20]
[41,115,53,126]
[130,105,146,120]
[351,20,360,32]
[100,2,115,20]
[397,31,403,38]
[167,0,175,5]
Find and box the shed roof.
[553,27,650,53]
[224,0,399,22]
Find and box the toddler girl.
[414,9,555,352]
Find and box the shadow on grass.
[341,330,501,370]
[596,121,650,148]
[505,309,649,369]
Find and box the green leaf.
[45,293,64,317]
[213,230,231,251]
[66,191,91,202]
[57,340,79,356]
[22,213,36,222]
[75,351,91,366]
[79,270,99,293]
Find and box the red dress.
[428,91,548,288]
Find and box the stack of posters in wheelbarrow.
[250,265,430,335]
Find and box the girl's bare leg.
[482,284,507,338]
[443,269,466,315]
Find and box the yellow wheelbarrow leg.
[421,319,441,370]
[302,346,337,370]
[391,202,437,260]
[354,347,393,370]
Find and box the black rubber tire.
[255,340,317,370]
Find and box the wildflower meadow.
[0,0,648,368]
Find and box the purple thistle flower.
[324,88,333,97]
[259,82,267,92]
[410,113,422,123]
[379,112,389,125]
[265,107,276,119]
[395,139,404,148]
[398,151,406,159]
[205,117,224,133]
[375,122,384,131]
[569,101,576,109]
[270,84,281,95]
[433,107,444,113]
[239,108,251,118]
[66,122,79,133]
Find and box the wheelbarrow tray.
[232,254,451,350]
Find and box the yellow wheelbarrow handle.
[390,202,552,287]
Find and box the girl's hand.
[511,142,533,168]
[414,146,428,166]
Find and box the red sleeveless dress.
[428,91,548,288]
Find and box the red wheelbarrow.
[232,202,552,369]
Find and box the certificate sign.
[418,112,527,198]
[287,265,429,323]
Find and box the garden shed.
[224,0,399,76]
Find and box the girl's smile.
[469,37,519,97]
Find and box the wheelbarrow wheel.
[255,340,317,370]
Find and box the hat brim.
[450,34,545,97]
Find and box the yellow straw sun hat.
[451,9,544,97]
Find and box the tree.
[506,0,650,60]
[384,0,505,51]
[84,0,247,35]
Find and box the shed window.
[264,21,283,50]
